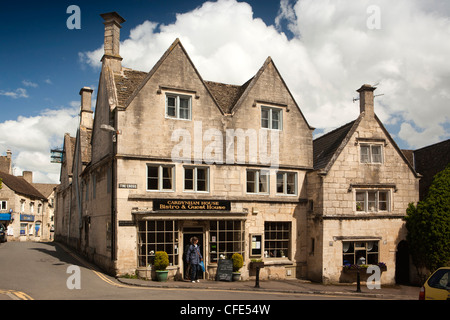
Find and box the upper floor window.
[356,190,390,212]
[360,144,382,163]
[166,94,191,120]
[184,166,209,192]
[261,106,282,130]
[147,165,174,191]
[0,200,7,211]
[246,170,269,194]
[276,171,297,195]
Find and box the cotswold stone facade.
[55,12,419,284]
[307,85,420,284]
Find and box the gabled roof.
[0,171,46,200]
[111,39,313,128]
[33,183,58,198]
[313,119,358,170]
[312,113,420,177]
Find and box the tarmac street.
[0,241,419,301]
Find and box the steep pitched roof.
[204,78,252,113]
[313,119,359,171]
[312,113,420,178]
[114,68,148,107]
[0,171,46,200]
[110,39,312,125]
[33,183,58,198]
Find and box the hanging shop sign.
[153,199,231,211]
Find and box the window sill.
[263,259,293,266]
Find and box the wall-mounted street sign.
[153,199,231,211]
[118,183,137,189]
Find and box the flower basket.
[343,262,387,273]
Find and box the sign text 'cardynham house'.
[153,199,231,211]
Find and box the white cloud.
[80,0,450,149]
[22,80,38,88]
[0,88,29,99]
[0,106,79,183]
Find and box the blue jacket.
[186,244,202,265]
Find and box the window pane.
[272,109,281,130]
[360,146,370,163]
[196,168,207,191]
[247,170,256,193]
[379,191,388,211]
[368,192,377,212]
[167,96,176,117]
[261,109,269,128]
[356,192,365,211]
[162,167,173,190]
[276,173,284,193]
[371,146,382,163]
[259,171,269,193]
[179,97,190,119]
[147,166,159,190]
[286,172,296,194]
[184,168,194,190]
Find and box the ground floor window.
[137,220,179,267]
[343,241,379,265]
[264,222,291,258]
[209,220,244,263]
[20,223,27,235]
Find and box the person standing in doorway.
[186,237,203,283]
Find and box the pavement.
[117,275,420,300]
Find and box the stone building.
[0,152,57,241]
[307,85,420,284]
[55,12,420,284]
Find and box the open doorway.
[183,227,204,280]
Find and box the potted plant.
[153,251,169,282]
[231,253,243,281]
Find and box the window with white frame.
[184,166,209,192]
[166,94,191,120]
[261,106,282,130]
[356,190,390,212]
[147,165,174,191]
[343,241,379,265]
[276,172,297,195]
[0,200,7,211]
[360,144,383,163]
[246,170,269,194]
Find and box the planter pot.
[250,262,265,269]
[232,272,241,281]
[155,270,169,282]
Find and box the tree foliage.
[405,164,450,277]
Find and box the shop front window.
[264,222,291,258]
[209,221,244,264]
[138,220,179,267]
[343,241,379,266]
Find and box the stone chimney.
[357,84,376,118]
[22,171,33,183]
[0,150,12,174]
[79,87,94,129]
[100,12,126,73]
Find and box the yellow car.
[419,267,450,300]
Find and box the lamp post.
[356,256,366,293]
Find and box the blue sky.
[1,0,449,183]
